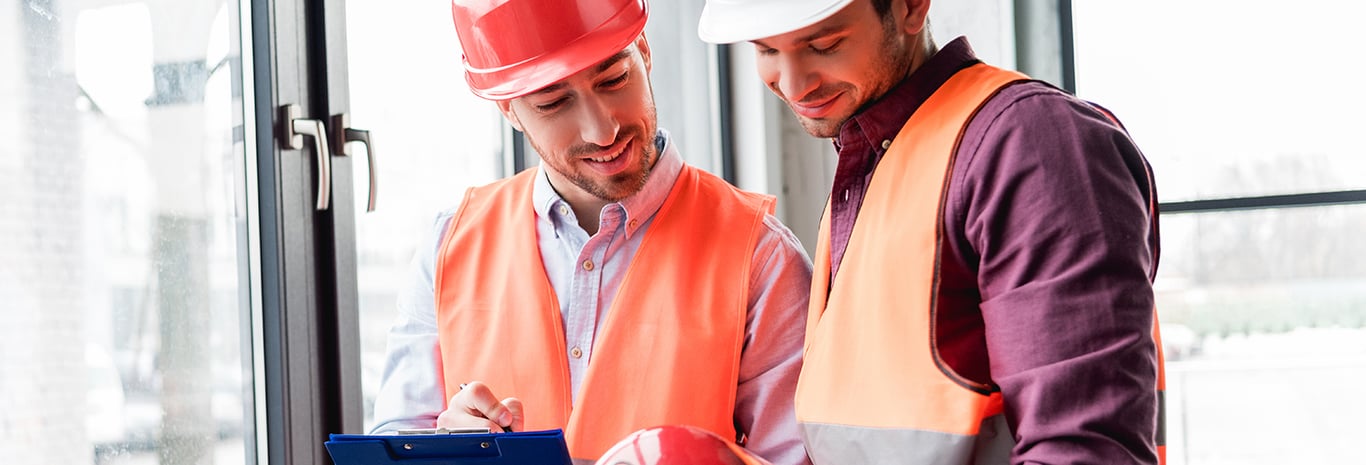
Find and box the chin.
[798,118,841,139]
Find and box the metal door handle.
[331,114,378,212]
[280,104,333,210]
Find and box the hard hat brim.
[697,0,854,44]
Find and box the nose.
[576,94,620,148]
[772,55,820,102]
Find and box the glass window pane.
[0,1,256,464]
[1155,205,1366,464]
[345,0,503,431]
[1072,1,1366,201]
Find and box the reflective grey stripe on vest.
[573,458,594,465]
[801,415,1013,465]
[1156,389,1167,447]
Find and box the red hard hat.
[450,0,649,100]
[595,425,771,465]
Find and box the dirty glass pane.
[0,1,256,464]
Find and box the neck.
[569,199,606,236]
[903,34,939,83]
[545,173,609,236]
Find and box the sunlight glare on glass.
[74,4,153,118]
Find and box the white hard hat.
[697,0,855,44]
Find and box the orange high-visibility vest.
[433,165,775,462]
[795,63,1167,464]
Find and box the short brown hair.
[872,0,893,17]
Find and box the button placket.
[571,218,612,373]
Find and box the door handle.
[331,114,378,212]
[279,104,333,211]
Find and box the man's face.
[751,0,917,138]
[499,37,659,203]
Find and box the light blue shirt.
[370,130,813,465]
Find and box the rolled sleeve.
[734,214,814,465]
[954,85,1160,464]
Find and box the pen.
[460,383,513,433]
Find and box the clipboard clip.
[396,427,492,435]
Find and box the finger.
[456,381,514,428]
[435,402,504,432]
[501,397,524,432]
[434,381,505,432]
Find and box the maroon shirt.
[829,37,1161,464]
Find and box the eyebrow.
[594,49,634,74]
[531,82,568,95]
[527,49,634,97]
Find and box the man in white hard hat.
[699,1,1165,464]
[368,1,812,464]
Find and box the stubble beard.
[569,137,654,202]
[534,108,659,203]
[795,109,845,139]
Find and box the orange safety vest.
[795,63,1167,464]
[433,165,776,462]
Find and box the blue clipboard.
[324,429,572,465]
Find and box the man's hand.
[436,381,524,432]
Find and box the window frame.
[250,0,364,463]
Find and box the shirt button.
[842,189,850,202]
[583,260,594,271]
[628,219,638,229]
[570,347,583,359]
[558,205,569,215]
[881,139,892,150]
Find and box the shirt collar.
[835,36,981,155]
[533,129,682,239]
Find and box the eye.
[755,44,778,56]
[534,97,568,112]
[810,38,843,54]
[600,72,629,89]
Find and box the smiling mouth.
[790,92,842,118]
[583,138,631,163]
[588,146,624,163]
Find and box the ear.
[635,34,652,74]
[496,99,524,132]
[899,0,932,35]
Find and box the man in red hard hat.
[369,1,812,464]
[698,0,1165,464]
